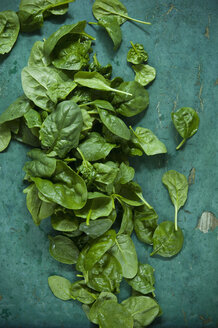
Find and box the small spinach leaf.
[51,211,79,232]
[134,205,158,245]
[171,107,200,150]
[49,235,79,264]
[0,11,20,54]
[126,263,155,295]
[71,280,98,304]
[133,64,156,86]
[48,275,72,301]
[23,148,56,178]
[127,42,148,64]
[0,124,11,152]
[0,95,32,125]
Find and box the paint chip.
[197,211,218,233]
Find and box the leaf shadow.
[46,12,71,26]
[130,153,168,175]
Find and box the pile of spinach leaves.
[0,1,200,326]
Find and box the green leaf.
[24,108,42,129]
[130,126,167,156]
[0,11,20,54]
[151,221,184,257]
[74,71,132,96]
[74,192,114,221]
[71,280,98,304]
[133,64,156,86]
[49,235,79,264]
[127,42,148,64]
[13,119,40,147]
[52,39,92,71]
[98,108,130,140]
[23,148,56,178]
[116,162,135,185]
[0,95,32,125]
[122,296,160,327]
[98,16,122,50]
[78,132,116,161]
[87,253,122,293]
[89,292,117,324]
[44,20,87,57]
[134,205,158,245]
[0,124,11,152]
[115,182,150,207]
[110,233,138,278]
[28,41,50,67]
[92,0,150,26]
[171,107,200,150]
[126,263,155,295]
[21,67,76,111]
[24,183,56,225]
[162,170,188,230]
[51,211,79,232]
[84,230,116,271]
[18,0,75,32]
[48,275,72,301]
[39,100,83,158]
[112,81,149,117]
[118,202,134,235]
[32,160,87,210]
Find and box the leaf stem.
[174,206,178,231]
[117,13,151,25]
[176,138,186,150]
[88,21,98,25]
[130,41,139,55]
[86,209,92,226]
[110,87,132,96]
[79,32,96,40]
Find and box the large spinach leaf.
[39,100,83,158]
[98,16,122,50]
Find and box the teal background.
[0,0,218,327]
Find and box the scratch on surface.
[199,315,212,325]
[188,167,196,185]
[182,309,188,325]
[196,212,218,233]
[166,4,178,15]
[156,101,162,127]
[198,84,204,111]
[215,79,218,85]
[0,296,2,301]
[204,15,211,39]
[173,94,179,111]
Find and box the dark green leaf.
[39,100,83,157]
[49,235,79,264]
[23,148,56,178]
[134,205,158,245]
[89,292,117,324]
[126,263,155,295]
[92,0,127,25]
[71,280,98,304]
[51,211,79,232]
[0,96,32,125]
[24,108,42,129]
[0,124,11,152]
[112,81,149,117]
[98,16,122,50]
[118,202,134,235]
[171,107,200,150]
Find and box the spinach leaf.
[115,182,151,208]
[74,71,132,96]
[48,275,72,301]
[126,263,155,295]
[98,108,130,140]
[13,119,41,147]
[89,53,112,79]
[133,64,156,87]
[18,0,75,32]
[87,253,122,293]
[32,160,87,210]
[151,221,184,257]
[93,162,119,193]
[51,211,79,232]
[0,11,20,54]
[49,235,79,264]
[112,81,149,117]
[83,230,116,271]
[118,201,134,236]
[134,205,158,245]
[110,233,138,278]
[24,108,42,129]
[24,184,56,225]
[130,126,167,156]
[96,299,134,328]
[0,124,11,152]
[0,95,32,125]
[98,16,122,50]
[52,39,92,71]
[28,41,50,67]
[162,170,188,230]
[71,280,98,304]
[89,292,117,324]
[23,148,56,178]
[21,67,76,111]
[116,162,135,185]
[127,42,148,64]
[74,192,114,223]
[79,209,116,238]
[122,296,160,327]
[171,107,200,150]
[39,100,83,158]
[92,0,150,26]
[78,132,116,161]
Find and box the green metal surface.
[0,0,217,327]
